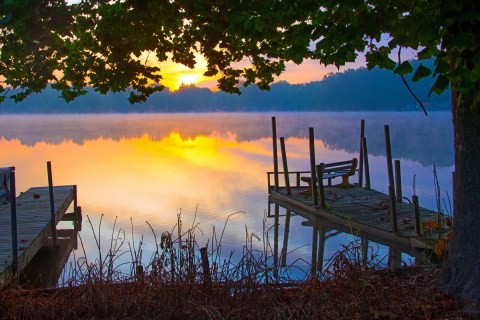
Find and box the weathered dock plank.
[270,186,448,253]
[0,185,76,282]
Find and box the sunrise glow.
[136,50,367,92]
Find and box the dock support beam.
[413,195,421,236]
[280,137,291,195]
[359,119,365,187]
[362,137,371,190]
[394,160,402,203]
[272,117,279,192]
[47,161,58,247]
[311,219,318,276]
[9,167,19,278]
[309,128,318,207]
[281,210,291,268]
[384,126,398,232]
[316,164,326,209]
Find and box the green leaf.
[433,58,450,76]
[412,64,432,82]
[394,61,413,76]
[429,74,449,96]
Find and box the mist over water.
[0,112,453,279]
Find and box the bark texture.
[442,88,480,310]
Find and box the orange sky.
[155,53,366,91]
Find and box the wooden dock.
[0,185,77,283]
[268,117,451,262]
[269,185,449,255]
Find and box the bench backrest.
[323,158,358,176]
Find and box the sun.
[177,74,200,88]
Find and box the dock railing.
[267,170,311,194]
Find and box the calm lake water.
[0,112,454,280]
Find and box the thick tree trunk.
[442,88,480,310]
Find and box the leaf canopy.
[0,0,479,106]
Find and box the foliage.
[1,0,478,107]
[0,63,451,113]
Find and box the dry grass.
[0,214,475,319]
[0,252,473,319]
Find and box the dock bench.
[300,158,358,195]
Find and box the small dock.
[0,185,78,283]
[269,185,447,253]
[268,117,451,260]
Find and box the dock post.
[272,117,280,191]
[309,127,318,206]
[311,219,318,277]
[200,247,211,286]
[267,173,271,194]
[413,195,421,236]
[280,137,291,195]
[384,125,395,198]
[274,203,279,278]
[362,137,371,190]
[359,119,365,187]
[389,185,398,233]
[394,160,402,203]
[47,161,58,247]
[384,126,398,232]
[73,184,78,212]
[317,226,326,273]
[361,237,369,268]
[281,210,291,268]
[388,247,402,269]
[316,164,327,209]
[9,167,19,278]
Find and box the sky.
[156,53,367,92]
[156,47,419,91]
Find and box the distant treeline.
[0,62,450,114]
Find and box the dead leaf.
[434,240,447,257]
[422,220,439,230]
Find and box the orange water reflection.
[0,113,455,276]
[1,132,361,228]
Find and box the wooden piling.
[359,119,365,187]
[281,210,291,268]
[9,167,18,277]
[394,160,402,203]
[73,185,78,211]
[413,195,421,236]
[272,117,279,191]
[388,247,402,269]
[280,137,291,195]
[309,127,318,206]
[316,164,327,209]
[317,226,326,272]
[274,203,279,278]
[311,219,318,276]
[361,237,369,268]
[200,247,211,285]
[362,137,371,190]
[389,185,398,233]
[384,125,395,199]
[384,126,398,232]
[47,161,58,247]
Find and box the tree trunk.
[442,87,480,310]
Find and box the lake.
[0,112,454,281]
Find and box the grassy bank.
[0,214,474,319]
